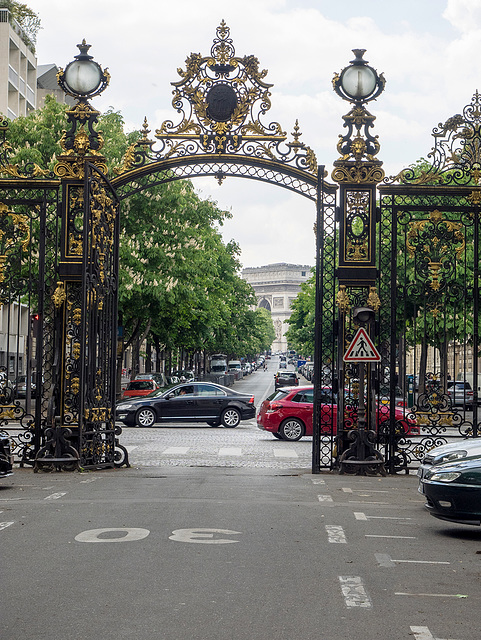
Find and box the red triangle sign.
[343,327,381,362]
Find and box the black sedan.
[115,382,256,428]
[421,456,481,525]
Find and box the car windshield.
[266,389,290,402]
[127,380,154,390]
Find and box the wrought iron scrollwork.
[113,21,317,189]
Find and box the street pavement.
[2,362,481,640]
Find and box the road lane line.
[354,512,368,520]
[0,522,14,531]
[339,576,372,608]
[376,553,450,566]
[326,525,347,543]
[311,479,326,484]
[410,628,436,640]
[44,492,67,500]
[318,494,333,502]
[366,535,416,539]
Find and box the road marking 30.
[75,528,150,543]
[169,528,241,544]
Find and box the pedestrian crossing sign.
[343,327,381,362]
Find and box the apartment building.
[0,7,36,118]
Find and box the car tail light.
[267,401,283,412]
[248,395,255,405]
[396,400,407,407]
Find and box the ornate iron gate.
[0,167,60,464]
[2,24,480,474]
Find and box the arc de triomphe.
[241,263,311,353]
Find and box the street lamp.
[333,49,385,104]
[330,51,385,475]
[58,40,109,99]
[55,42,110,169]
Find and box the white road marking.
[79,478,97,483]
[218,447,242,456]
[339,576,372,608]
[318,494,333,502]
[354,512,411,521]
[404,594,467,599]
[326,525,347,543]
[410,627,436,640]
[366,535,416,539]
[75,528,150,543]
[273,449,298,458]
[311,478,326,484]
[0,521,14,531]
[163,447,189,455]
[169,528,241,544]
[44,492,67,500]
[343,487,389,493]
[376,553,450,567]
[354,512,368,520]
[410,625,461,640]
[348,501,389,505]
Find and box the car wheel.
[279,417,304,441]
[221,408,241,428]
[135,407,156,428]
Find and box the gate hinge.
[375,206,381,222]
[335,206,341,221]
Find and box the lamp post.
[34,43,113,471]
[331,51,385,474]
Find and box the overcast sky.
[28,0,481,269]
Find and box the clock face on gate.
[205,84,238,122]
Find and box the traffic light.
[30,313,40,334]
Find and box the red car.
[257,385,418,441]
[122,379,161,399]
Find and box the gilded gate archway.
[1,22,480,474]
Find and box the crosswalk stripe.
[273,449,299,458]
[218,447,242,456]
[163,447,189,455]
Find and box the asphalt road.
[2,361,481,640]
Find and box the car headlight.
[426,471,462,482]
[117,404,133,410]
[434,450,467,464]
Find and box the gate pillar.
[34,43,126,470]
[330,51,386,473]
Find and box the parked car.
[274,371,299,389]
[257,385,417,442]
[116,382,256,428]
[173,370,195,382]
[13,374,37,399]
[420,455,481,525]
[0,430,13,478]
[447,381,474,408]
[122,378,162,399]
[135,373,168,387]
[417,438,481,486]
